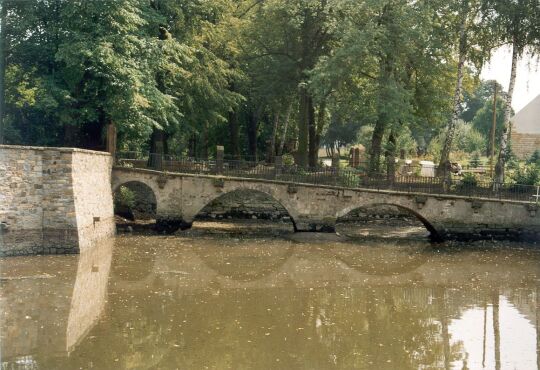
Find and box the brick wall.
[511,132,540,160]
[0,145,115,256]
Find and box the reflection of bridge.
[112,160,540,241]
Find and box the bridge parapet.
[115,152,540,204]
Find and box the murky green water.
[1,223,540,369]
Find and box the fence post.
[332,153,340,185]
[216,145,224,175]
[275,156,282,179]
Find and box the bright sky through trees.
[482,46,540,112]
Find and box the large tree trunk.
[228,109,240,159]
[494,40,518,184]
[386,130,396,184]
[297,86,309,167]
[278,102,293,156]
[0,1,7,144]
[63,124,78,147]
[267,111,279,163]
[247,105,262,161]
[315,100,326,152]
[200,121,208,160]
[369,116,386,175]
[149,128,165,168]
[188,133,197,157]
[437,10,467,176]
[308,96,317,168]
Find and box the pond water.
[1,222,540,370]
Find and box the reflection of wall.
[0,145,115,256]
[0,238,113,361]
[67,238,114,351]
[0,260,77,359]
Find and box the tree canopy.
[1,0,538,177]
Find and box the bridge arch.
[112,180,158,220]
[189,187,298,230]
[336,202,440,241]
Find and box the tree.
[486,0,540,183]
[0,0,6,144]
[461,80,506,123]
[471,97,506,155]
[437,0,493,176]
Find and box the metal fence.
[115,152,540,203]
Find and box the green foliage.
[114,186,136,209]
[512,165,540,185]
[282,153,295,166]
[427,133,444,162]
[454,121,487,154]
[395,127,418,157]
[460,172,478,187]
[471,98,506,153]
[461,80,507,123]
[1,0,538,171]
[527,150,540,167]
[470,152,481,168]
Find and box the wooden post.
[106,122,117,159]
[216,145,224,175]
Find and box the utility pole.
[490,82,498,178]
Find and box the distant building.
[511,94,540,159]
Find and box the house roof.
[513,94,540,134]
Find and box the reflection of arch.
[336,203,440,241]
[113,181,157,220]
[192,188,297,230]
[332,240,430,276]
[193,243,294,282]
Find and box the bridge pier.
[155,217,192,234]
[294,218,336,233]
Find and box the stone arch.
[190,187,298,230]
[336,202,440,241]
[113,180,157,220]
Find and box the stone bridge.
[112,167,540,241]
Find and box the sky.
[481,46,540,112]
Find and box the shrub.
[282,153,295,166]
[460,126,486,154]
[114,186,136,209]
[527,150,540,167]
[512,165,540,185]
[461,172,478,187]
[469,152,481,168]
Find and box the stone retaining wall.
[0,145,115,256]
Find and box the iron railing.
[115,152,540,203]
